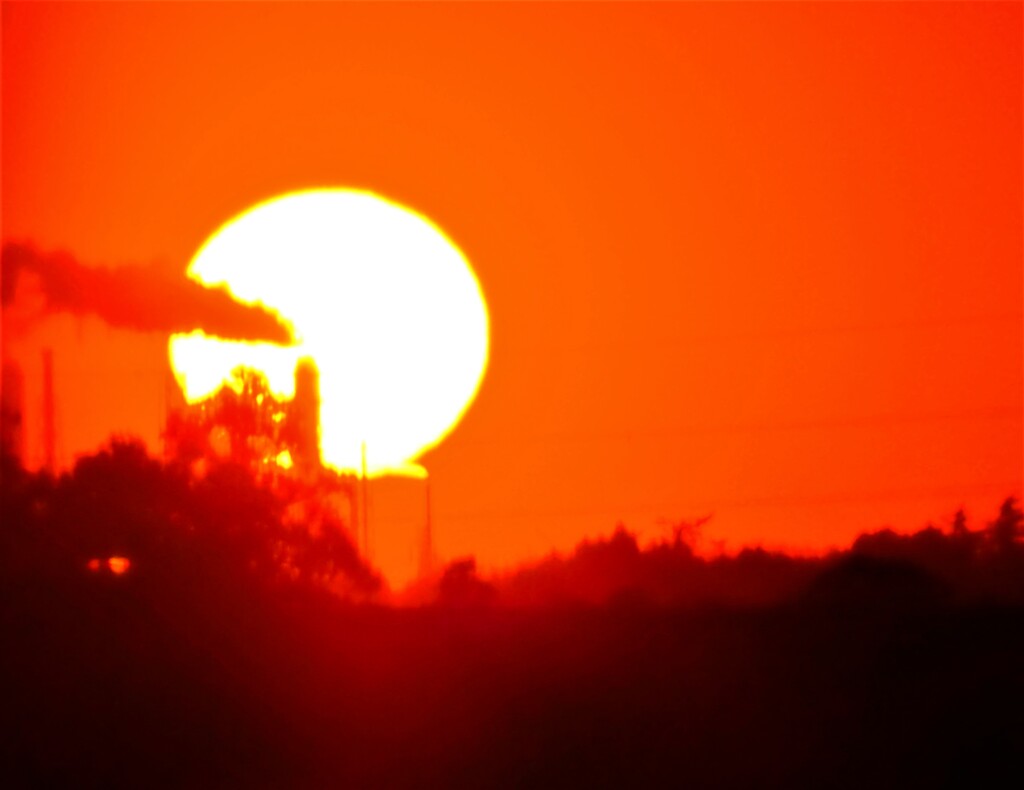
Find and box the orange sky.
[3,1,1021,586]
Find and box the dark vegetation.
[490,500,1024,611]
[2,422,1022,786]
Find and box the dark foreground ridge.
[5,589,1023,788]
[2,443,1023,788]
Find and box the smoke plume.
[1,242,292,344]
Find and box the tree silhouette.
[987,496,1022,554]
[438,557,496,606]
[158,367,373,592]
[951,507,968,537]
[164,367,296,473]
[2,437,380,599]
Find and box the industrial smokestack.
[291,357,322,474]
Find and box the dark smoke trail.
[1,242,292,344]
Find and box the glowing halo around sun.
[168,189,489,477]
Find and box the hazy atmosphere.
[3,4,1022,786]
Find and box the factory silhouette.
[2,337,439,587]
[1,241,438,583]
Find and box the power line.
[448,406,1021,449]
[439,481,1023,523]
[520,312,1023,353]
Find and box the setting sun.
[4,3,1022,785]
[169,189,489,476]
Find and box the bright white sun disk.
[168,189,489,476]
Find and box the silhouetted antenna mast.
[42,349,56,474]
[360,440,370,559]
[420,472,435,577]
[160,366,170,458]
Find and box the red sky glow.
[3,1,1021,587]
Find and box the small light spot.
[86,558,101,572]
[108,557,131,575]
[276,450,294,470]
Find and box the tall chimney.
[291,357,322,475]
